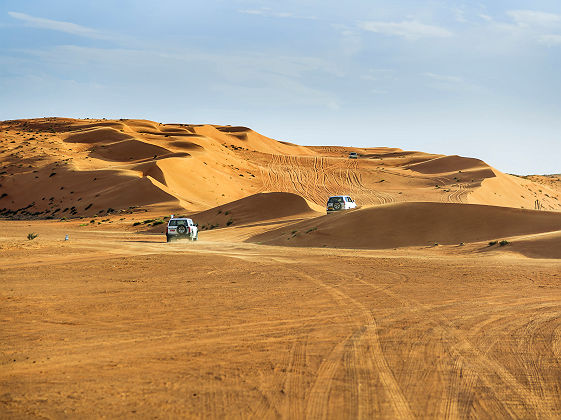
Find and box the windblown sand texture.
[1,118,561,418]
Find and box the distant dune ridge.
[1,117,561,257]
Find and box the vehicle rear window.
[328,197,344,203]
[168,220,187,226]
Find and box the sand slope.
[249,202,561,249]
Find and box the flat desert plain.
[1,118,561,418]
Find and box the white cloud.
[239,8,317,20]
[507,10,561,27]
[539,34,561,46]
[8,11,110,39]
[358,20,452,40]
[424,72,463,83]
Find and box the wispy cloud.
[358,20,452,40]
[539,34,561,46]
[239,8,317,20]
[506,10,561,27]
[424,72,463,83]
[8,11,111,39]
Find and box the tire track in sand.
[292,270,414,420]
[352,269,557,419]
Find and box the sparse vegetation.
[306,227,317,234]
[226,219,234,226]
[499,240,510,246]
[488,241,498,246]
[27,232,38,240]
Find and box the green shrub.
[306,227,317,234]
[226,219,233,226]
[27,232,38,240]
[151,220,164,226]
[133,221,142,226]
[499,240,510,246]
[488,241,498,246]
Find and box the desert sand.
[1,118,561,418]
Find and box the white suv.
[166,217,198,242]
[326,196,357,213]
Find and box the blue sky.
[1,0,560,174]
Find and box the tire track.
[293,269,414,420]
[351,269,557,419]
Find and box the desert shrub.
[226,219,233,226]
[488,241,498,246]
[499,240,510,246]
[90,220,95,224]
[85,203,93,210]
[133,221,142,226]
[142,219,155,224]
[306,227,317,234]
[151,220,164,226]
[224,210,230,215]
[27,232,38,240]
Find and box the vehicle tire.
[166,234,171,242]
[193,235,198,241]
[333,202,342,211]
[177,225,187,234]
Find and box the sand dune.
[188,192,320,229]
[64,127,133,144]
[249,202,561,249]
[405,155,489,174]
[1,117,561,222]
[506,230,561,259]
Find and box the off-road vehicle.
[166,217,198,242]
[326,196,357,213]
